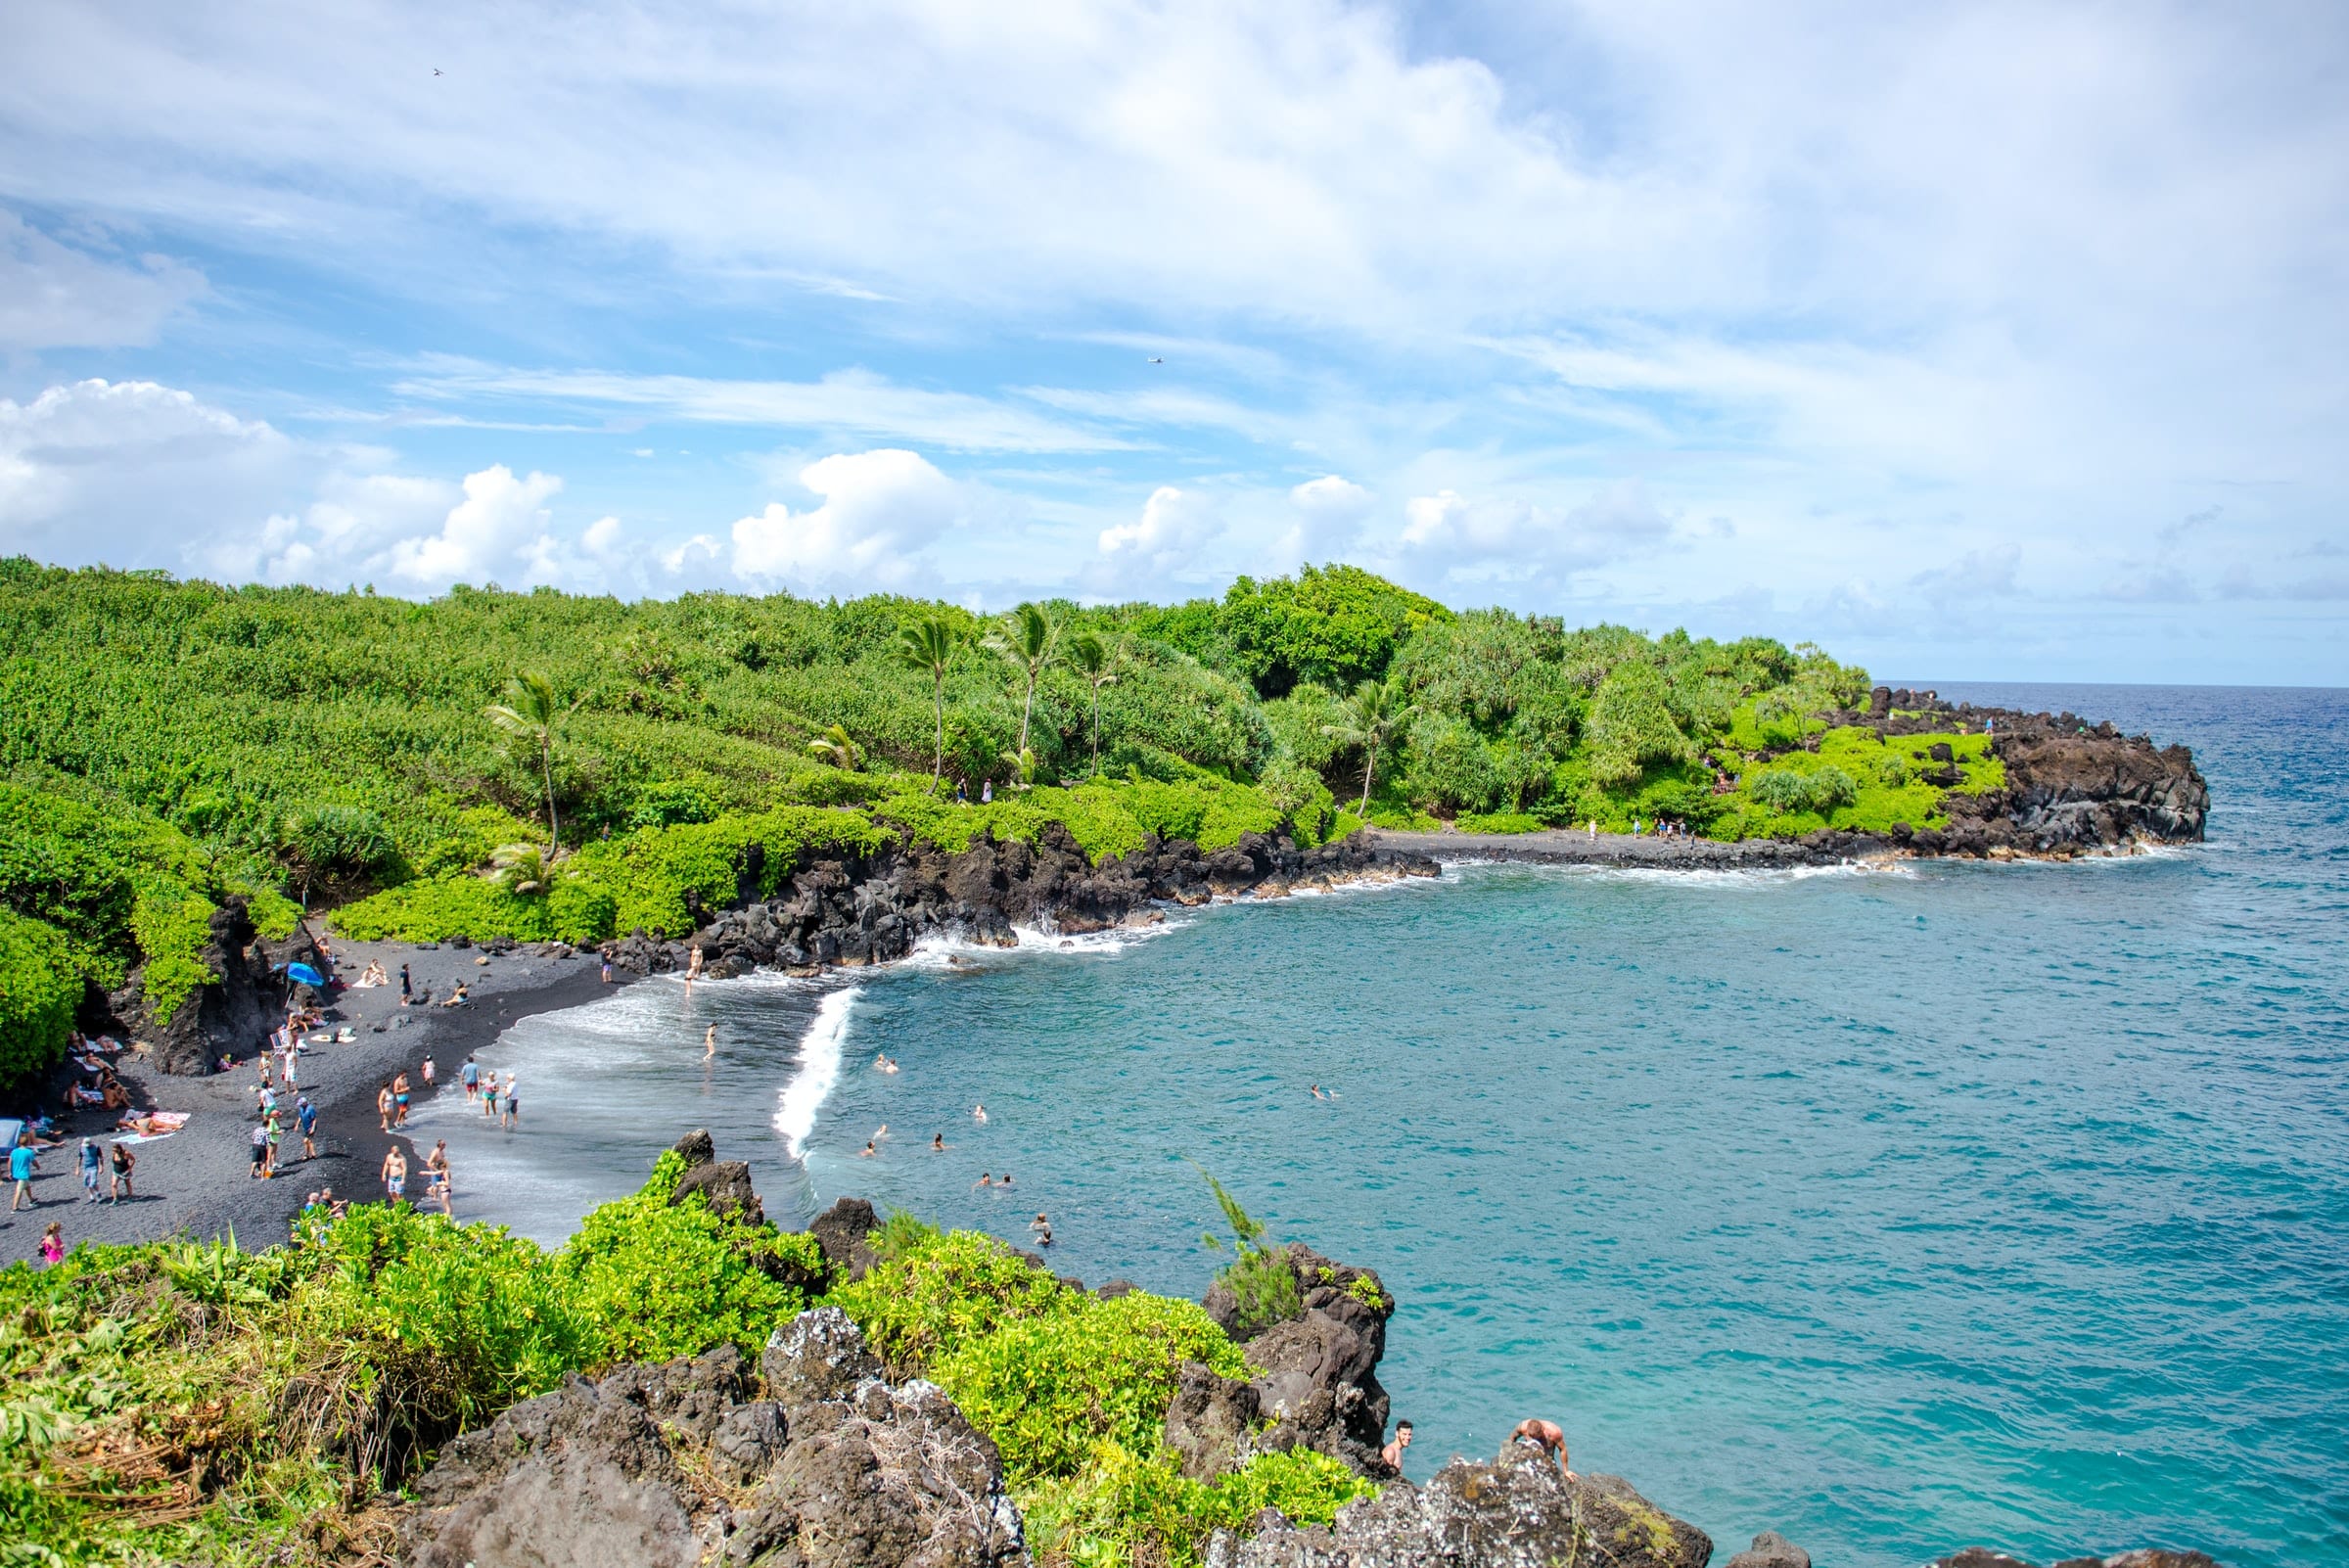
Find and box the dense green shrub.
[558,1150,825,1363]
[0,906,77,1085]
[930,1292,1245,1482]
[829,1228,1076,1370]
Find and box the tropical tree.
[895,614,962,795]
[1065,629,1121,776]
[485,672,581,854]
[806,723,864,770]
[491,842,560,898]
[1321,673,1417,814]
[984,602,1059,765]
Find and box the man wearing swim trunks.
[1509,1417,1572,1477]
[381,1146,407,1203]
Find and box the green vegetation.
[1198,1173,1303,1338]
[1,1161,1366,1568]
[1,556,2003,1086]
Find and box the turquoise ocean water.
[409,683,2348,1567]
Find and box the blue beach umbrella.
[285,962,326,988]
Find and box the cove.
[407,683,2349,1567]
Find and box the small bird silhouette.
[434,68,442,75]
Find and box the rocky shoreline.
[391,1133,2226,1568]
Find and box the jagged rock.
[672,1159,763,1225]
[1228,1442,1708,1568]
[710,1400,789,1484]
[1164,1360,1262,1480]
[126,897,304,1076]
[1726,1529,1811,1567]
[1202,1243,1394,1476]
[598,1344,750,1440]
[806,1195,881,1281]
[672,1128,717,1167]
[760,1306,883,1410]
[403,1367,714,1568]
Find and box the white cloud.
[1274,474,1373,566]
[396,363,1129,454]
[384,465,563,587]
[731,448,962,588]
[0,379,299,567]
[1091,485,1223,595]
[581,515,622,554]
[0,212,206,350]
[1390,479,1672,591]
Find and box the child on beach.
[38,1221,66,1266]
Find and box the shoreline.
[1363,823,2191,869]
[0,942,627,1265]
[8,831,2183,1265]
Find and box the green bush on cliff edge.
[0,1160,1365,1568]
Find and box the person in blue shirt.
[9,1138,38,1211]
[297,1097,318,1160]
[78,1137,101,1202]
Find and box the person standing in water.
[1382,1420,1413,1472]
[500,1075,519,1131]
[705,1024,716,1060]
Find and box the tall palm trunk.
[930,670,946,793]
[540,734,560,854]
[1089,686,1102,775]
[1359,754,1376,814]
[1018,671,1036,759]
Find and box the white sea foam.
[1556,858,1917,889]
[774,987,858,1158]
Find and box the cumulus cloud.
[0,379,299,568]
[1390,479,1671,590]
[1091,485,1223,594]
[0,212,205,350]
[1910,545,2021,607]
[731,448,962,588]
[1274,475,1373,566]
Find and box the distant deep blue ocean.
[412,683,2349,1568]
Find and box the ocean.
[402,682,2349,1567]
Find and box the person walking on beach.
[601,950,613,984]
[10,1137,38,1210]
[399,962,412,1004]
[78,1137,101,1202]
[482,1072,501,1118]
[499,1075,518,1131]
[392,1071,412,1129]
[108,1141,133,1203]
[37,1220,65,1268]
[376,1081,393,1132]
[460,1055,480,1100]
[381,1145,407,1204]
[298,1096,318,1161]
[264,1112,283,1178]
[421,1054,436,1089]
[249,1121,268,1180]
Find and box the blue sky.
[2,1,2344,683]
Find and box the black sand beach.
[0,941,627,1266]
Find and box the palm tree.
[1065,629,1121,776]
[895,614,961,795]
[1321,674,1416,815]
[485,672,580,854]
[491,843,560,897]
[806,723,864,770]
[984,602,1059,766]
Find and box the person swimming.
[973,1103,988,1123]
[860,1140,877,1158]
[931,1133,945,1151]
[973,1173,992,1188]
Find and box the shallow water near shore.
[414,683,2349,1568]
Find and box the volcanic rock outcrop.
[610,826,1437,979]
[1218,1439,1713,1568]
[400,1312,1025,1568]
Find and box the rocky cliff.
[607,825,1439,980]
[1849,687,2209,858]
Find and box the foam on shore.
[774,987,858,1158]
